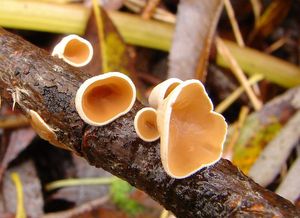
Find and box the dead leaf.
[0,128,36,181]
[0,160,44,218]
[276,156,300,203]
[232,86,299,175]
[168,0,223,81]
[82,8,135,78]
[249,111,300,187]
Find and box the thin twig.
[0,114,29,128]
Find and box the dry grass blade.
[250,0,262,24]
[168,0,224,81]
[248,0,292,42]
[265,36,288,54]
[216,37,262,111]
[215,74,264,113]
[46,177,116,191]
[224,0,245,47]
[125,0,175,23]
[141,0,161,19]
[223,106,249,160]
[11,173,26,218]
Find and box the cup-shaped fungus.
[75,72,136,126]
[134,107,160,142]
[148,78,182,109]
[157,80,227,179]
[52,34,93,67]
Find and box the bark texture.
[0,28,299,217]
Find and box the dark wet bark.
[0,28,299,218]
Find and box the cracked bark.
[0,28,299,218]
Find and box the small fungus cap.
[134,107,160,142]
[75,72,136,126]
[157,80,227,179]
[29,110,67,150]
[148,78,182,109]
[52,34,93,67]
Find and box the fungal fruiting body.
[52,34,93,67]
[29,110,67,150]
[75,72,136,126]
[134,107,160,142]
[157,80,227,179]
[148,78,182,109]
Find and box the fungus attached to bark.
[157,80,227,179]
[52,34,93,67]
[75,72,136,126]
[148,78,182,109]
[29,110,67,150]
[134,107,160,142]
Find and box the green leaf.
[110,178,144,216]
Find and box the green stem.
[108,11,300,88]
[45,177,117,191]
[0,0,90,35]
[216,40,300,88]
[109,11,174,51]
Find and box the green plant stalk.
[108,11,300,88]
[0,0,90,35]
[45,177,117,191]
[217,40,300,88]
[1,2,299,88]
[109,11,174,51]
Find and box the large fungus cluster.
[136,78,227,178]
[32,35,227,179]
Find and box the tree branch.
[0,28,299,217]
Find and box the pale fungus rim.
[134,107,160,142]
[75,72,136,126]
[157,79,227,179]
[148,78,182,109]
[29,110,67,150]
[52,34,93,67]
